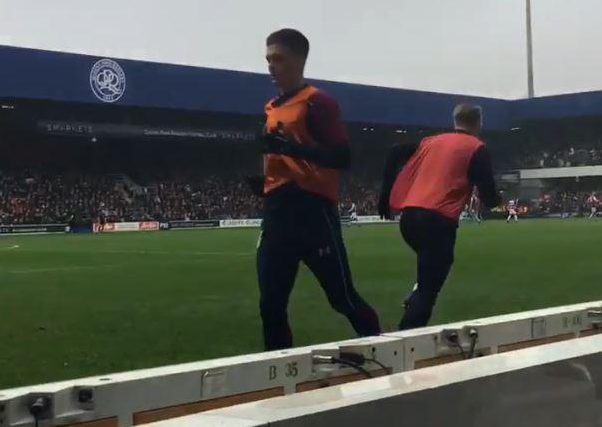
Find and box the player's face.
[266,44,304,92]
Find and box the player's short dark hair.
[453,104,482,128]
[266,29,310,59]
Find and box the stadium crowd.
[0,171,382,224]
[340,178,379,216]
[0,171,268,224]
[0,172,130,224]
[515,145,602,169]
[138,175,263,221]
[3,134,602,225]
[3,169,601,225]
[536,190,601,216]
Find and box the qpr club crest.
[90,59,126,103]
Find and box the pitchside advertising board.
[169,220,220,229]
[217,217,388,228]
[0,217,388,235]
[0,224,67,234]
[92,217,386,232]
[219,219,263,228]
[92,221,160,233]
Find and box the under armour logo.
[318,246,332,257]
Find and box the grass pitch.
[1,219,601,389]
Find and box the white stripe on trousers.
[322,209,355,310]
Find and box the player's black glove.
[245,175,265,197]
[260,132,297,156]
[260,130,351,170]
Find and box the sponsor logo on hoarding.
[0,224,67,234]
[219,219,262,228]
[94,222,160,233]
[90,59,126,103]
[12,227,48,233]
[357,215,386,223]
[139,221,160,231]
[169,220,219,229]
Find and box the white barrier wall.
[520,165,602,179]
[144,334,602,427]
[2,301,602,427]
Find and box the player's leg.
[399,213,456,330]
[302,206,381,337]
[396,214,421,326]
[257,226,301,351]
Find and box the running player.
[587,192,599,219]
[561,193,570,219]
[348,202,359,225]
[97,202,108,233]
[469,188,482,223]
[506,199,518,223]
[378,104,499,330]
[248,29,381,350]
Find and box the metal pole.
[526,0,535,98]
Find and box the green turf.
[1,219,601,389]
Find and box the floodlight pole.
[526,0,535,98]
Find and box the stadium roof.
[1,45,601,132]
[511,91,602,123]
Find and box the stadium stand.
[2,46,602,226]
[0,170,386,224]
[2,162,601,225]
[3,38,602,427]
[511,143,602,169]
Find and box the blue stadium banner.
[38,120,256,142]
[0,45,514,130]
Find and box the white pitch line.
[26,249,254,257]
[82,250,255,257]
[6,264,121,274]
[0,244,20,251]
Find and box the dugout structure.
[2,301,602,427]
